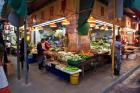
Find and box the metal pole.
[112,0,116,76]
[16,27,21,80]
[24,17,28,84]
[118,27,120,35]
[34,31,36,45]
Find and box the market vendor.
[114,35,124,76]
[45,38,51,51]
[44,38,52,59]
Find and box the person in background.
[45,38,51,51]
[41,39,46,51]
[134,38,139,46]
[19,38,30,70]
[20,38,25,69]
[114,35,124,76]
[0,32,8,75]
[37,39,45,70]
[45,38,51,60]
[121,39,126,45]
[6,40,11,54]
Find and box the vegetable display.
[64,66,79,72]
[91,40,110,53]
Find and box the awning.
[0,0,55,19]
[132,9,140,18]
[124,0,140,11]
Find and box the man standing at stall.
[114,35,124,76]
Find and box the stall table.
[44,51,110,78]
[45,62,82,84]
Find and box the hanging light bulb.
[49,22,57,27]
[105,27,109,31]
[100,26,105,30]
[90,23,95,27]
[61,19,70,25]
[87,16,96,24]
[38,26,43,30]
[95,25,99,29]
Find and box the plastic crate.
[27,55,33,64]
[45,65,69,81]
[67,60,81,66]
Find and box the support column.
[66,15,79,52]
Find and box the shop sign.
[125,16,131,28]
[32,15,37,25]
[41,11,45,21]
[29,0,77,27]
[61,0,67,14]
[131,21,139,30]
[50,6,54,17]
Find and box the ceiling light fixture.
[95,25,99,29]
[33,17,65,27]
[61,19,70,25]
[133,15,136,18]
[87,16,96,24]
[49,22,57,27]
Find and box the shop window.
[101,6,104,16]
[33,15,37,25]
[41,11,44,21]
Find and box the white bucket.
[128,54,137,60]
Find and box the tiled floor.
[8,52,140,93]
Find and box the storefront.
[120,16,139,45]
[88,18,120,54]
[26,0,139,85]
[25,0,118,84]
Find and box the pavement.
[8,51,140,93]
[104,66,140,93]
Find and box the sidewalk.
[102,66,140,93]
[8,52,140,93]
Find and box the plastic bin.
[67,60,81,66]
[27,55,33,64]
[70,73,79,85]
[128,53,136,60]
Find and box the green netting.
[132,0,140,11]
[78,23,90,35]
[124,0,140,11]
[78,0,95,35]
[8,0,27,17]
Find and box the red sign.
[50,6,54,17]
[61,0,66,14]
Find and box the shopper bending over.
[37,39,45,70]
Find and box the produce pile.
[58,51,75,62]
[58,51,92,65]
[54,29,66,39]
[49,47,61,52]
[64,66,80,72]
[91,40,110,53]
